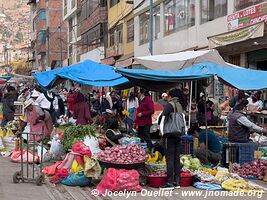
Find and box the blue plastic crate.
[181,134,194,155]
[222,142,254,166]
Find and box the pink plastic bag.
[11,150,39,163]
[96,168,142,196]
[57,153,74,170]
[72,142,92,157]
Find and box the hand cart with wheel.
[13,128,45,186]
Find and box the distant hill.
[0,0,26,10]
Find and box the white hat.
[161,93,168,97]
[24,99,34,109]
[31,90,41,98]
[200,92,205,98]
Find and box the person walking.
[1,86,17,126]
[135,89,154,152]
[159,88,184,189]
[126,92,139,121]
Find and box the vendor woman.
[106,116,124,147]
[228,100,267,143]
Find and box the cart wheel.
[13,171,21,184]
[36,175,44,186]
[140,175,147,186]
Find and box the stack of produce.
[222,179,264,193]
[200,168,217,176]
[97,144,148,164]
[146,151,166,176]
[232,160,267,180]
[180,155,202,171]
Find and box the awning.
[134,49,227,70]
[208,22,265,48]
[101,57,115,65]
[116,62,267,91]
[115,53,134,68]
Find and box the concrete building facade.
[134,0,267,70]
[102,0,134,67]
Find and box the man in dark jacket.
[135,89,154,151]
[228,100,267,143]
[1,86,17,126]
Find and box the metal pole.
[46,0,50,70]
[149,0,153,55]
[60,17,63,68]
[188,81,193,129]
[204,88,208,159]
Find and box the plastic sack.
[194,182,222,190]
[215,167,230,183]
[83,136,101,155]
[37,145,48,161]
[50,169,69,184]
[61,172,92,187]
[50,137,64,159]
[72,142,92,157]
[84,155,101,179]
[96,168,118,195]
[42,161,62,176]
[22,124,30,141]
[11,150,39,163]
[120,137,141,145]
[57,153,74,170]
[96,168,142,196]
[71,160,80,173]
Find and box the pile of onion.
[97,144,148,164]
[232,160,267,180]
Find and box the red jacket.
[135,96,154,127]
[73,102,91,125]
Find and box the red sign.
[227,2,267,31]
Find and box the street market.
[0,50,267,200]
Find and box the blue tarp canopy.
[116,62,267,91]
[34,60,130,89]
[0,75,11,81]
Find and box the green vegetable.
[61,125,98,151]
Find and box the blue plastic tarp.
[0,75,11,81]
[116,62,267,91]
[34,60,130,89]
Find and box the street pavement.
[0,156,267,200]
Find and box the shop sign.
[101,57,115,65]
[227,2,267,31]
[209,22,264,48]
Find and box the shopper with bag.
[159,88,185,189]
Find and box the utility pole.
[46,0,50,71]
[149,0,153,55]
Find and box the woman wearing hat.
[22,99,53,142]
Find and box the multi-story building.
[63,0,82,65]
[134,0,267,70]
[27,0,67,71]
[77,0,107,63]
[102,0,134,67]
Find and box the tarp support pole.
[188,81,193,129]
[204,88,208,159]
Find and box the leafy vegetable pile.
[180,155,202,171]
[61,125,98,151]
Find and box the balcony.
[106,43,123,58]
[36,43,46,55]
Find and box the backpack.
[163,102,185,138]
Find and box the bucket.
[180,171,192,187]
[146,174,167,188]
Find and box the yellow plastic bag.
[71,160,79,173]
[5,129,14,138]
[222,179,264,193]
[0,128,5,138]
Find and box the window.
[69,19,73,42]
[109,24,123,46]
[39,9,46,20]
[127,19,134,42]
[139,12,150,45]
[82,24,104,47]
[71,0,76,9]
[235,0,264,11]
[64,0,67,16]
[200,0,227,24]
[81,0,99,21]
[153,6,160,39]
[164,0,195,35]
[110,0,120,8]
[69,45,73,58]
[37,30,46,44]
